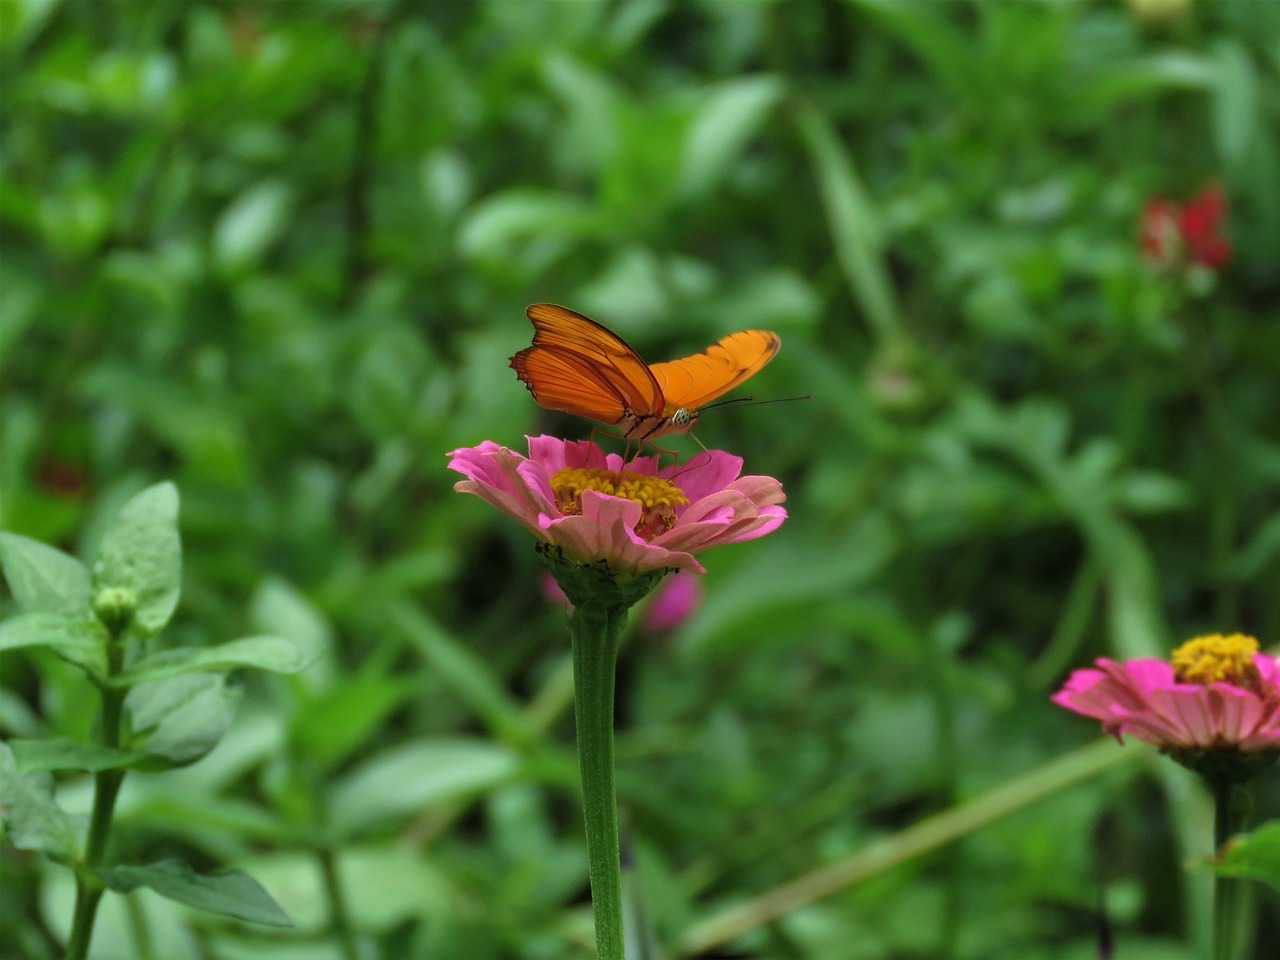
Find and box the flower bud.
[92,586,136,635]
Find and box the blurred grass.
[2,0,1280,958]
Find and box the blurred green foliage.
[2,0,1279,957]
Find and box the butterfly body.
[511,304,780,442]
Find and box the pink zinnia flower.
[448,436,786,575]
[1052,634,1280,753]
[1139,184,1232,270]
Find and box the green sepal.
[1165,746,1280,785]
[537,543,672,611]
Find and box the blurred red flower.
[1140,184,1231,270]
[34,458,88,498]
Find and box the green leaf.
[0,0,60,56]
[0,533,90,616]
[679,75,783,199]
[290,671,414,770]
[126,673,241,766]
[96,859,292,927]
[391,603,527,745]
[0,612,108,678]
[1213,820,1280,892]
[795,101,901,343]
[851,0,978,101]
[91,481,181,637]
[1212,39,1257,169]
[540,52,621,174]
[1080,51,1216,107]
[330,738,519,836]
[250,576,335,691]
[457,189,609,260]
[0,743,79,861]
[110,635,308,687]
[10,737,151,773]
[214,181,293,272]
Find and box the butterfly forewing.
[648,329,781,413]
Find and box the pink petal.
[1254,653,1280,685]
[544,491,702,574]
[449,445,555,540]
[664,451,745,504]
[728,475,788,507]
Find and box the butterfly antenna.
[701,394,812,411]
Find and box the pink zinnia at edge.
[447,436,786,575]
[1052,652,1280,752]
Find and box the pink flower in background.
[1052,634,1280,752]
[448,437,786,576]
[1140,183,1232,270]
[642,571,701,631]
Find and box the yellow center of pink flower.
[550,467,689,540]
[1171,633,1260,688]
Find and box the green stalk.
[1212,778,1248,960]
[678,738,1134,955]
[318,845,360,960]
[65,642,128,960]
[568,597,627,960]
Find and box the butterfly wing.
[648,329,780,413]
[510,304,664,423]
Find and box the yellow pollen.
[550,467,689,538]
[1171,633,1260,687]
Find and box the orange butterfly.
[510,303,780,442]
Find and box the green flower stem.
[1212,778,1249,960]
[568,597,628,960]
[66,642,129,960]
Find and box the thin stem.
[318,846,361,960]
[679,738,1134,956]
[568,598,627,960]
[1212,778,1248,960]
[342,2,404,303]
[123,891,153,960]
[65,644,128,960]
[1187,304,1239,627]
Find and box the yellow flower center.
[1171,633,1260,687]
[550,467,688,540]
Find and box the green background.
[2,0,1279,957]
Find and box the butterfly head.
[669,407,698,433]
